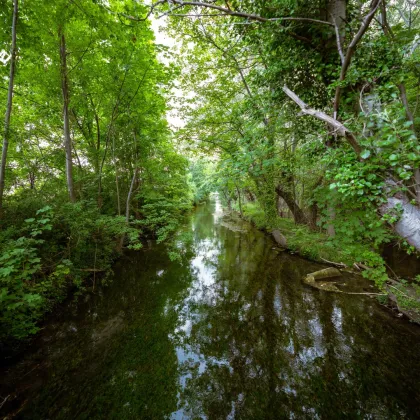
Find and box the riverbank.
[2,197,420,419]
[0,197,194,349]
[237,202,420,323]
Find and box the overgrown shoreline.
[0,196,196,347]
[235,202,420,324]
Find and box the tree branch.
[332,16,345,65]
[123,0,334,27]
[333,0,381,116]
[282,85,361,156]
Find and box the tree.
[0,0,18,212]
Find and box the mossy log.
[306,267,342,281]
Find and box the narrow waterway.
[2,196,420,419]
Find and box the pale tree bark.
[328,0,347,65]
[0,0,18,212]
[59,27,76,203]
[112,134,121,215]
[333,0,381,116]
[126,167,139,223]
[380,180,420,251]
[379,1,420,205]
[125,131,141,223]
[236,185,243,217]
[284,85,420,252]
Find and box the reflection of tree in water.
[16,248,197,420]
[179,231,420,419]
[6,199,420,419]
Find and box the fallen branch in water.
[342,291,387,296]
[387,284,413,299]
[320,257,347,268]
[0,395,10,410]
[353,262,370,271]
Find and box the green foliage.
[189,159,216,204]
[1,0,420,339]
[0,0,196,342]
[0,201,144,340]
[0,207,53,339]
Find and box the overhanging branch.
[282,85,361,156]
[120,0,334,27]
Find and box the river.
[1,196,420,419]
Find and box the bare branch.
[332,16,345,65]
[333,0,381,116]
[282,85,361,156]
[123,0,334,27]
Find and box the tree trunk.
[59,27,76,203]
[245,188,255,202]
[113,136,121,215]
[309,202,318,231]
[126,167,139,223]
[326,207,336,237]
[236,186,243,216]
[275,184,307,225]
[415,169,420,206]
[380,179,420,251]
[0,0,18,212]
[327,0,346,34]
[277,195,287,217]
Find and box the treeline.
[0,1,198,342]
[164,2,420,295]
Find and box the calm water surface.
[2,197,420,419]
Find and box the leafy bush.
[0,203,141,341]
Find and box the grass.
[240,202,368,266]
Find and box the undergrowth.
[239,202,420,321]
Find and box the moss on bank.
[240,202,375,267]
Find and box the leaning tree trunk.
[379,179,420,251]
[283,85,420,252]
[0,0,18,213]
[59,27,76,203]
[236,186,243,216]
[275,184,308,225]
[126,167,139,223]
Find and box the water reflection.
[173,197,420,419]
[1,196,420,419]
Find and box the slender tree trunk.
[59,27,76,203]
[277,195,286,217]
[0,0,18,213]
[415,169,420,205]
[126,167,139,223]
[309,202,318,231]
[236,185,243,216]
[113,135,121,215]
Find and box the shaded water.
[2,197,420,419]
